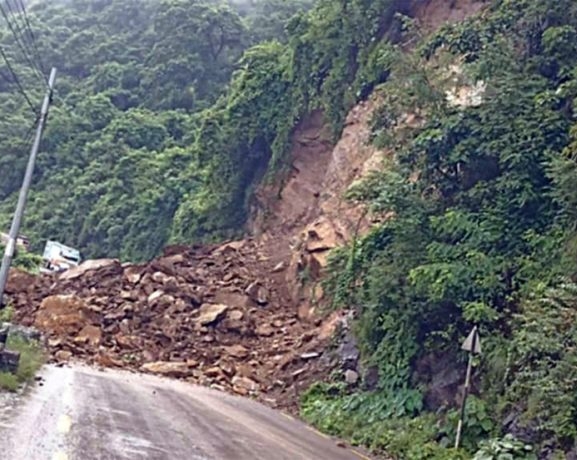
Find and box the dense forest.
[0,0,313,260]
[2,0,577,458]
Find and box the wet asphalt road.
[0,365,365,460]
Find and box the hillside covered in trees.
[0,0,313,260]
[2,0,577,458]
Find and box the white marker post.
[455,325,482,449]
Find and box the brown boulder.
[215,241,245,255]
[232,375,260,395]
[305,218,339,252]
[196,304,229,326]
[34,295,90,335]
[224,344,249,359]
[256,324,275,337]
[228,310,244,321]
[55,350,73,362]
[140,361,192,378]
[214,292,251,309]
[75,325,102,346]
[245,282,269,305]
[6,269,36,294]
[59,259,120,281]
[124,266,143,284]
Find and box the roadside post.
[0,324,7,351]
[0,324,19,373]
[455,325,482,449]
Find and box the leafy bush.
[473,435,537,460]
[444,397,496,452]
[301,382,466,459]
[505,280,577,447]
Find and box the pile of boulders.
[5,239,342,409]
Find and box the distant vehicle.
[41,240,81,273]
[0,232,30,251]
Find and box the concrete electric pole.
[0,67,57,308]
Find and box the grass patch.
[0,304,14,323]
[0,335,45,392]
[0,372,19,391]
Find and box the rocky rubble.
[5,239,342,411]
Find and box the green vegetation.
[0,335,44,392]
[473,435,536,460]
[13,248,42,273]
[0,244,43,273]
[301,0,577,458]
[0,0,314,261]
[0,303,13,323]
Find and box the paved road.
[0,365,365,460]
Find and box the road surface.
[0,365,367,460]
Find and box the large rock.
[3,323,42,342]
[214,241,245,255]
[256,324,275,337]
[59,259,120,281]
[196,304,229,326]
[224,344,249,359]
[305,218,339,252]
[5,269,36,294]
[338,332,360,370]
[245,282,269,305]
[34,295,92,335]
[232,375,260,395]
[140,361,193,378]
[344,369,359,385]
[75,325,102,347]
[123,266,143,284]
[55,350,73,362]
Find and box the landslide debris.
[6,240,341,411]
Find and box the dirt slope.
[249,98,386,322]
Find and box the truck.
[41,240,81,273]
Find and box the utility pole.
[455,325,482,449]
[0,67,57,308]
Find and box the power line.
[22,112,39,143]
[0,45,36,113]
[1,0,44,83]
[0,0,44,85]
[11,0,46,79]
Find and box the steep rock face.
[248,99,386,320]
[247,0,489,322]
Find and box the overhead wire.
[0,45,36,114]
[0,0,44,86]
[4,0,44,81]
[11,0,46,79]
[22,112,38,142]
